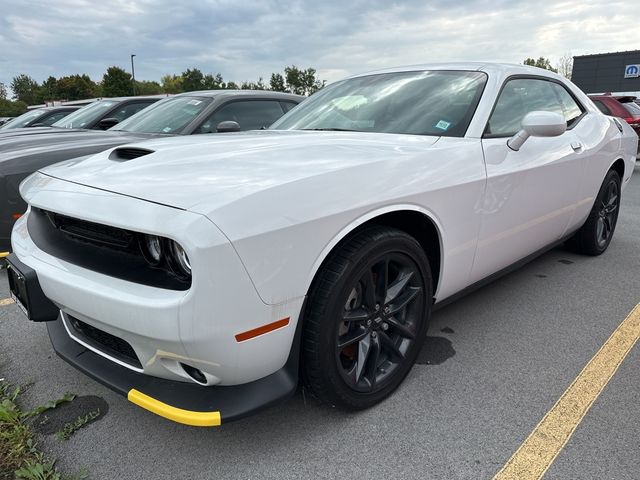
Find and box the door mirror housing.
[216,121,241,133]
[507,111,567,151]
[98,118,120,130]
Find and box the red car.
[589,94,640,137]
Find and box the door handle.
[571,141,583,152]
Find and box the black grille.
[67,315,142,369]
[44,210,136,250]
[109,147,154,161]
[28,208,191,290]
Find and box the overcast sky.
[0,0,637,92]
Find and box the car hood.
[40,130,441,212]
[0,126,86,138]
[0,130,152,157]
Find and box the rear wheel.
[302,226,432,410]
[567,169,621,256]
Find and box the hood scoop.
[109,147,154,162]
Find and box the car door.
[469,77,587,282]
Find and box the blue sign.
[625,64,640,78]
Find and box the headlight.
[140,235,162,265]
[139,234,191,280]
[167,240,191,279]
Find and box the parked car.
[0,90,303,251]
[0,117,15,126]
[5,64,636,426]
[0,96,164,138]
[588,95,640,137]
[0,106,81,130]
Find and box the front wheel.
[302,226,432,410]
[566,169,621,256]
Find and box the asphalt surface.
[1,164,639,479]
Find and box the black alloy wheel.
[567,169,621,256]
[303,226,432,410]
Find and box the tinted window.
[109,101,154,122]
[550,83,583,126]
[272,71,487,137]
[53,101,114,129]
[487,78,582,136]
[281,101,298,113]
[592,99,611,115]
[111,96,212,134]
[197,100,285,134]
[39,111,71,126]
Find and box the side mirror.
[98,118,120,130]
[507,111,566,151]
[216,121,241,133]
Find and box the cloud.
[0,0,637,94]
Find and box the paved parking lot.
[1,164,639,480]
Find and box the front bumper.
[12,172,304,393]
[47,316,299,425]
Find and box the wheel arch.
[609,157,625,181]
[305,205,444,300]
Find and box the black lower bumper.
[48,317,300,426]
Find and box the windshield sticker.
[162,127,172,133]
[188,100,202,106]
[435,120,451,131]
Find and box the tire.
[566,169,621,256]
[302,226,432,410]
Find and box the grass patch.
[0,379,83,480]
[56,410,101,441]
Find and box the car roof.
[173,90,304,100]
[347,62,562,79]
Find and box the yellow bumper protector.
[127,389,221,427]
[0,252,9,259]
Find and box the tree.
[10,74,40,105]
[282,66,324,95]
[161,74,183,94]
[56,74,97,101]
[226,81,239,89]
[102,66,133,97]
[0,82,6,100]
[136,80,162,95]
[0,99,28,116]
[523,57,558,73]
[269,73,286,92]
[39,76,59,103]
[181,68,205,91]
[557,53,573,79]
[240,77,266,90]
[203,73,226,90]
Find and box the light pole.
[130,54,136,95]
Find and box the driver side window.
[486,78,568,137]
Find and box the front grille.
[28,208,190,290]
[44,210,136,250]
[67,315,142,369]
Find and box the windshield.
[110,96,212,134]
[271,70,487,137]
[0,109,44,129]
[52,100,110,129]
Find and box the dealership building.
[571,50,640,95]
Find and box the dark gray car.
[0,90,303,251]
[0,106,81,130]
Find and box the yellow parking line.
[493,303,640,480]
[0,298,14,306]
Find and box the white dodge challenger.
[7,63,638,426]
